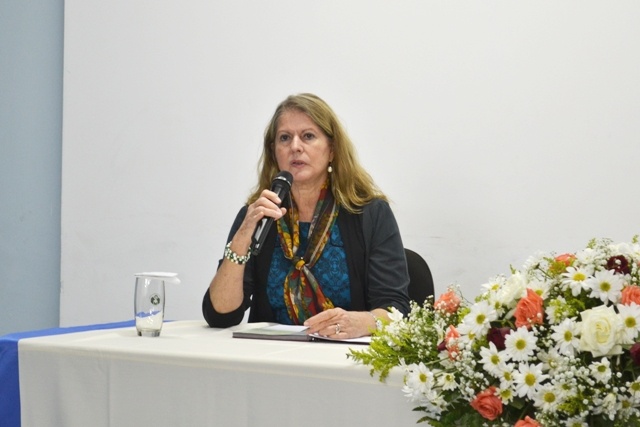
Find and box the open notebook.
[232,324,371,344]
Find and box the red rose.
[549,253,576,274]
[607,255,631,275]
[630,342,640,366]
[514,416,541,427]
[555,253,576,267]
[470,386,503,421]
[621,286,640,305]
[514,289,544,329]
[487,327,512,351]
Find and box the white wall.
[61,0,640,326]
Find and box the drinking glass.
[134,272,179,336]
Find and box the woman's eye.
[303,132,315,141]
[278,134,290,144]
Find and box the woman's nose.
[290,135,303,151]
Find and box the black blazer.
[202,198,410,328]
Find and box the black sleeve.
[362,199,410,315]
[201,206,255,328]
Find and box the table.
[14,320,419,427]
[0,320,134,427]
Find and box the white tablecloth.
[18,320,419,427]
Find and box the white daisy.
[522,251,546,271]
[551,318,581,356]
[537,347,566,375]
[616,395,636,420]
[593,392,617,418]
[419,391,447,419]
[481,275,506,293]
[565,416,589,427]
[586,269,624,304]
[513,362,548,399]
[436,370,457,391]
[498,363,516,390]
[402,362,435,401]
[497,385,514,404]
[617,303,640,344]
[533,382,562,412]
[561,266,592,296]
[479,341,505,377]
[553,376,576,401]
[486,292,506,317]
[459,300,497,337]
[504,326,537,362]
[589,357,612,384]
[526,279,551,300]
[627,380,640,400]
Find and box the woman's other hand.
[303,307,381,339]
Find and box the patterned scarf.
[277,180,340,325]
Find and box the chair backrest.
[404,248,434,305]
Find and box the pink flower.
[514,416,541,427]
[434,290,461,314]
[621,285,640,305]
[437,325,460,358]
[470,386,503,421]
[514,289,544,329]
[445,325,460,359]
[549,253,576,274]
[555,253,576,267]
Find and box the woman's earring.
[327,162,333,173]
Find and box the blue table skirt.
[0,320,134,427]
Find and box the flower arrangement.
[349,237,640,426]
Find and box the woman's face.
[274,110,333,191]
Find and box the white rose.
[579,305,623,357]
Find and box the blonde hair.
[248,93,387,213]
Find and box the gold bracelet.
[223,241,251,265]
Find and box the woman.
[202,93,409,338]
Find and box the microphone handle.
[250,187,287,255]
[251,218,273,256]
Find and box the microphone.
[251,171,293,255]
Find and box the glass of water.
[134,272,179,337]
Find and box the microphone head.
[272,171,293,192]
[251,171,294,255]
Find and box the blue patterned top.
[267,222,351,324]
